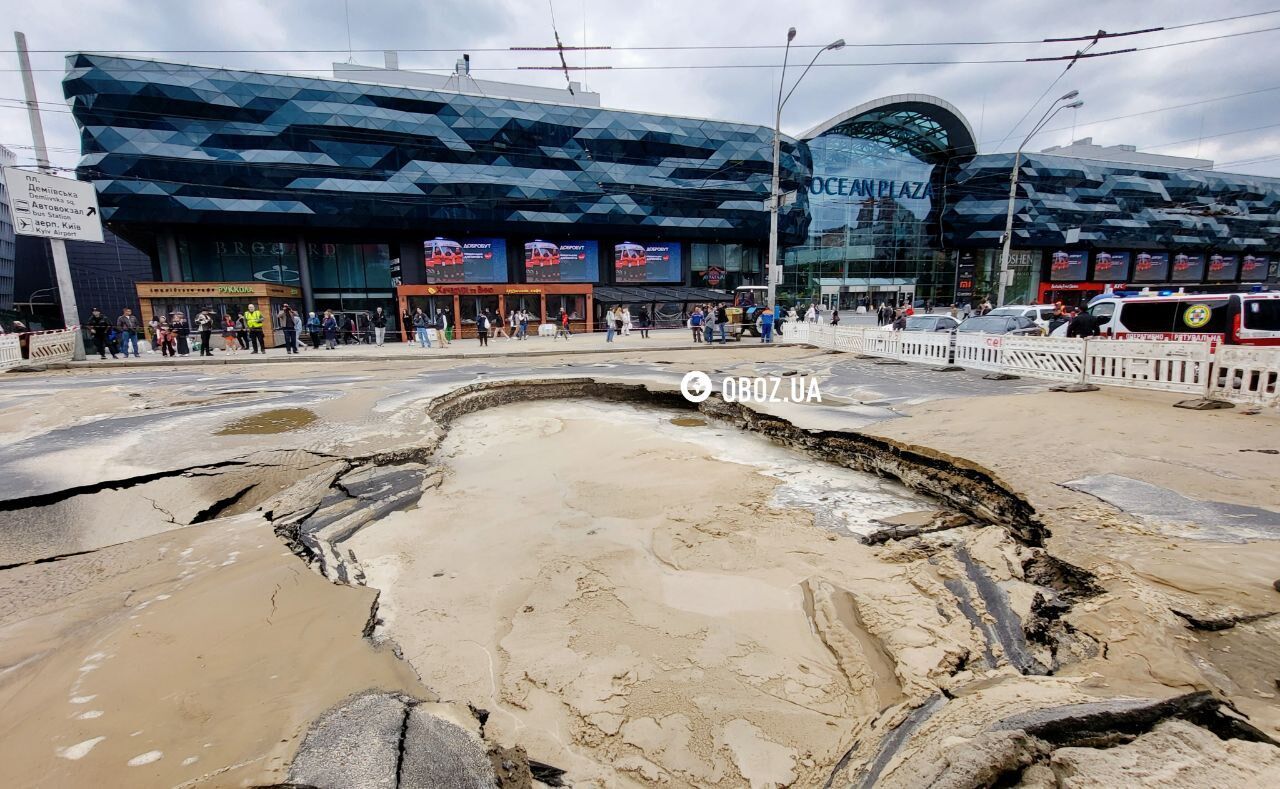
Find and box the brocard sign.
[3,167,104,243]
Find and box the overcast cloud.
[3,0,1280,175]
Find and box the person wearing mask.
[222,313,239,354]
[115,307,141,358]
[413,308,432,348]
[372,307,388,346]
[689,306,704,343]
[435,309,450,347]
[758,306,775,343]
[195,308,215,357]
[475,309,490,346]
[88,308,116,360]
[322,310,339,350]
[244,303,265,353]
[279,305,298,354]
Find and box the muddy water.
[346,401,934,787]
[214,407,317,435]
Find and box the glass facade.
[690,243,762,290]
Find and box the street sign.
[3,167,103,243]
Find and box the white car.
[985,304,1058,332]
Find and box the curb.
[64,341,792,369]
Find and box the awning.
[593,286,734,304]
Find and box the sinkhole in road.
[343,399,941,787]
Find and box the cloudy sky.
[4,0,1280,175]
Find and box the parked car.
[985,304,1059,331]
[955,315,1043,336]
[902,315,959,332]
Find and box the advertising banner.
[1206,253,1239,281]
[1092,251,1130,282]
[614,242,681,282]
[1132,251,1169,282]
[1171,253,1205,282]
[955,251,976,302]
[1241,254,1270,281]
[1049,250,1088,281]
[524,240,598,283]
[425,237,507,283]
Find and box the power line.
[5,9,1276,55]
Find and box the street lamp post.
[996,91,1083,306]
[767,33,845,311]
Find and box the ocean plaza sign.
[808,176,934,200]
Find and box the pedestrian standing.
[116,307,141,357]
[690,306,704,342]
[322,310,338,349]
[614,307,624,338]
[171,312,190,355]
[476,310,489,346]
[518,309,529,340]
[280,305,298,354]
[435,310,450,347]
[413,308,432,348]
[195,309,215,356]
[293,310,305,352]
[148,315,161,353]
[622,306,632,336]
[605,307,616,342]
[715,304,728,343]
[372,307,388,346]
[637,307,650,339]
[508,310,518,340]
[88,308,116,360]
[222,314,239,353]
[243,303,265,353]
[703,305,714,343]
[805,304,817,323]
[305,312,321,349]
[157,316,175,357]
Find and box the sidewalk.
[68,328,788,368]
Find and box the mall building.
[61,52,1280,336]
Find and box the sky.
[3,0,1280,175]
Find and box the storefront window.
[547,295,585,321]
[179,238,298,284]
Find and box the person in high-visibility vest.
[244,303,266,354]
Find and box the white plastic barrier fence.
[1001,336,1087,383]
[1084,338,1214,394]
[783,321,809,344]
[0,334,21,372]
[832,325,868,353]
[897,332,954,366]
[952,333,1006,372]
[1207,346,1280,408]
[862,328,902,359]
[26,328,78,365]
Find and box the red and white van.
[1066,292,1280,346]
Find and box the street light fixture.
[766,34,845,311]
[996,91,1083,306]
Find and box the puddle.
[669,416,706,427]
[215,408,318,435]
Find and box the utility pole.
[15,31,85,359]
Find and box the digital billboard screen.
[524,240,598,283]
[1206,254,1239,281]
[1049,250,1088,281]
[424,237,507,283]
[614,242,681,282]
[1241,254,1270,281]
[1132,251,1169,281]
[1092,251,1130,282]
[1171,253,1205,282]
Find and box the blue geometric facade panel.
[64,54,810,242]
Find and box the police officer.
[88,307,116,359]
[244,302,266,353]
